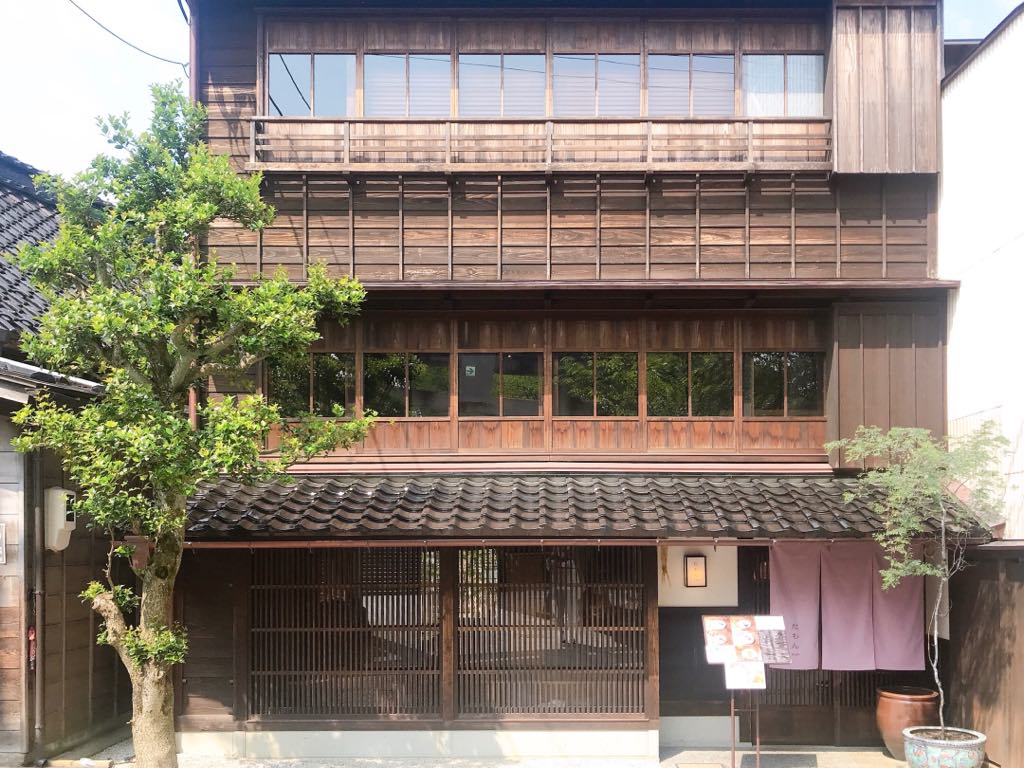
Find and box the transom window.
[646,352,734,417]
[554,352,638,417]
[458,54,546,117]
[268,53,357,117]
[743,54,824,117]
[742,351,824,417]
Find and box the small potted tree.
[827,423,1006,768]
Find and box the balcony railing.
[248,117,833,172]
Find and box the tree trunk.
[131,664,177,768]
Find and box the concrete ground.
[83,739,901,768]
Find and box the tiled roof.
[0,152,55,335]
[187,473,908,541]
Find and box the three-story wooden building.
[179,0,949,758]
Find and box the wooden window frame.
[645,350,735,420]
[363,350,451,419]
[741,349,826,420]
[740,52,826,118]
[456,350,544,420]
[552,351,640,419]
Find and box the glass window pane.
[409,352,450,416]
[596,353,638,417]
[787,351,824,416]
[503,55,546,117]
[459,54,501,117]
[691,352,734,417]
[744,54,785,117]
[459,352,499,416]
[269,53,311,116]
[364,54,407,117]
[364,352,406,417]
[646,352,689,417]
[743,352,785,417]
[502,352,541,416]
[267,355,309,417]
[648,54,690,117]
[313,353,356,416]
[409,54,451,117]
[598,54,640,117]
[553,54,596,117]
[787,54,824,117]
[554,352,594,416]
[313,54,356,117]
[692,55,734,117]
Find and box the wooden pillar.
[643,546,660,723]
[440,548,457,722]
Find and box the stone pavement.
[660,746,901,768]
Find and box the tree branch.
[89,591,138,676]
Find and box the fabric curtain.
[769,542,823,669]
[872,548,925,670]
[821,541,877,670]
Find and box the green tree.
[826,424,1006,734]
[12,84,373,768]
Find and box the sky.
[0,0,1018,178]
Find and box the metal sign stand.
[729,690,761,768]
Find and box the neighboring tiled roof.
[187,473,907,541]
[0,356,103,403]
[0,151,55,335]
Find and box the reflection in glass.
[459,353,499,416]
[314,54,357,116]
[409,353,450,416]
[363,353,406,416]
[646,352,688,417]
[409,54,451,117]
[648,54,690,117]
[313,353,356,416]
[743,55,785,117]
[503,55,546,117]
[364,54,407,116]
[459,55,501,117]
[269,53,312,116]
[787,351,824,416]
[596,353,638,416]
[692,55,735,117]
[502,352,541,416]
[786,55,825,117]
[554,352,593,416]
[267,355,310,417]
[691,352,734,417]
[743,352,785,417]
[598,55,641,116]
[553,54,596,117]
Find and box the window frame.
[741,350,825,419]
[267,51,359,117]
[741,52,825,118]
[456,350,544,419]
[645,350,735,419]
[553,351,639,419]
[363,351,451,419]
[457,53,547,118]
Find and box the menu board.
[701,615,792,665]
[724,660,767,690]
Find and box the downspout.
[32,450,44,749]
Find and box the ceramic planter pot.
[903,726,987,768]
[876,686,939,760]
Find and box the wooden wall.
[949,549,1024,766]
[832,2,940,173]
[209,173,936,283]
[829,301,945,468]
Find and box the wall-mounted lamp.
[685,554,707,588]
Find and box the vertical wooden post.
[642,546,660,723]
[440,548,457,723]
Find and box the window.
[458,352,541,417]
[459,54,546,117]
[647,55,690,117]
[553,54,641,117]
[692,55,735,116]
[365,54,451,117]
[268,53,356,117]
[554,352,638,417]
[742,351,824,417]
[743,54,824,117]
[267,355,310,417]
[313,353,356,416]
[364,352,449,417]
[647,352,733,417]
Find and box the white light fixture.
[685,554,707,588]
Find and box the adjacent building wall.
[0,416,26,763]
[940,7,1024,537]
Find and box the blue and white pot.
[903,726,987,768]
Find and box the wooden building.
[180,0,950,758]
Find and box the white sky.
[0,0,1016,178]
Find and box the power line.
[176,0,190,25]
[64,0,189,77]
